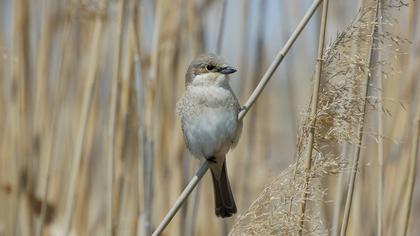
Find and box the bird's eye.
[206,64,215,71]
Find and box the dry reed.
[297,0,329,234]
[0,1,416,236]
[230,1,408,235]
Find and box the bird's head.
[185,53,237,87]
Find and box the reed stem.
[340,2,381,235]
[297,0,329,234]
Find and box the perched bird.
[176,53,242,218]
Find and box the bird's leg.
[206,156,217,163]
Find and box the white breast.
[181,86,239,159]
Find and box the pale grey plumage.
[176,53,242,217]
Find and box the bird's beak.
[218,66,237,75]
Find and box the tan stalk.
[130,2,146,236]
[384,3,418,234]
[382,0,417,170]
[297,0,329,234]
[141,0,163,234]
[400,103,420,236]
[399,20,420,236]
[109,0,130,234]
[239,0,322,120]
[216,0,227,54]
[339,1,381,235]
[186,0,201,57]
[184,161,202,236]
[8,0,24,235]
[238,0,249,99]
[33,0,51,149]
[62,18,103,236]
[376,2,384,235]
[234,3,250,215]
[332,144,351,236]
[36,7,75,236]
[332,174,344,235]
[239,0,267,211]
[281,2,298,138]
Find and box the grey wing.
[176,96,190,149]
[175,97,184,117]
[177,102,191,150]
[180,119,192,151]
[230,89,242,148]
[231,118,242,148]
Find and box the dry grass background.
[0,0,418,236]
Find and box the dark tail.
[210,160,237,218]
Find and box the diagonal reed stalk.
[296,0,329,234]
[339,1,381,235]
[184,161,203,236]
[152,1,323,235]
[152,162,209,236]
[239,0,322,120]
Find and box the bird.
[176,53,242,218]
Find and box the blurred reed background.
[0,0,418,235]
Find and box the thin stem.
[239,0,323,121]
[184,162,202,236]
[376,2,384,235]
[281,2,298,141]
[386,0,418,161]
[240,0,267,211]
[332,144,351,236]
[8,1,20,235]
[62,18,103,236]
[141,0,163,234]
[238,0,249,100]
[401,104,420,236]
[216,0,227,54]
[152,1,323,235]
[376,70,384,234]
[152,162,209,236]
[37,14,74,235]
[131,3,147,235]
[332,173,345,235]
[400,19,420,236]
[340,2,381,235]
[297,0,329,234]
[108,0,130,234]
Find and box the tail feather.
[210,160,237,218]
